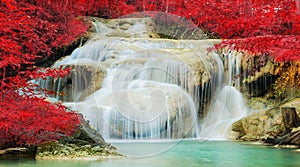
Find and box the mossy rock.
[37,115,121,158]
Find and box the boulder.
[231,98,300,141]
[281,107,300,133]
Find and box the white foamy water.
[40,17,248,141]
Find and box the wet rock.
[281,107,300,133]
[53,150,59,155]
[80,145,92,150]
[95,17,160,39]
[57,114,110,148]
[91,146,103,153]
[151,12,209,40]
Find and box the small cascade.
[72,81,200,139]
[199,85,248,140]
[221,50,243,88]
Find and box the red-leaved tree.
[0,0,88,149]
[0,91,80,148]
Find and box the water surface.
[1,141,299,167]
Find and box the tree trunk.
[265,130,300,146]
[281,107,300,133]
[0,146,37,160]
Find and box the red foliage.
[28,67,72,79]
[0,91,80,148]
[175,0,300,61]
[216,35,300,62]
[32,0,136,18]
[124,0,300,62]
[0,1,89,76]
[0,0,86,148]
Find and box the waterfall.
[198,49,248,140]
[40,17,248,141]
[62,34,217,140]
[199,85,248,140]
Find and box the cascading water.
[198,49,248,140]
[41,16,248,141]
[199,85,248,140]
